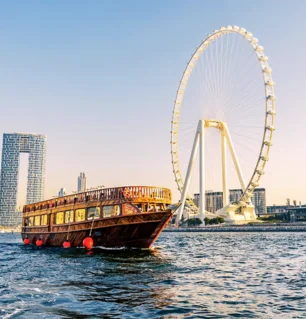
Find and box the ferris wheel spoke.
[221,67,261,112]
[230,131,262,143]
[223,34,243,95]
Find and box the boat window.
[41,215,48,225]
[75,209,86,222]
[135,204,143,212]
[102,205,120,218]
[29,217,34,226]
[65,210,74,223]
[56,212,64,224]
[155,204,163,212]
[87,207,100,220]
[122,203,138,215]
[148,205,155,212]
[34,216,41,226]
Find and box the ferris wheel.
[171,26,275,224]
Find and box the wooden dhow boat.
[21,186,172,249]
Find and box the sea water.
[0,232,305,318]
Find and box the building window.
[102,205,120,218]
[75,209,86,222]
[87,207,100,220]
[56,212,64,224]
[34,216,41,226]
[65,210,74,223]
[41,215,48,225]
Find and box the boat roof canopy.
[23,186,172,213]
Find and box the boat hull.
[21,211,172,248]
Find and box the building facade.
[287,207,306,222]
[193,188,267,215]
[252,188,267,214]
[194,191,223,213]
[229,189,243,203]
[267,205,289,214]
[77,172,86,192]
[0,133,47,226]
[229,188,266,215]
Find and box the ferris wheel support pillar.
[199,120,205,224]
[221,129,228,206]
[175,126,200,227]
[223,123,246,191]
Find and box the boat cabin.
[22,186,172,231]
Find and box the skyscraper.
[252,188,267,214]
[58,188,66,197]
[194,191,223,213]
[205,191,223,213]
[0,133,47,226]
[77,172,86,192]
[229,188,266,215]
[229,189,243,203]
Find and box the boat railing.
[23,186,172,213]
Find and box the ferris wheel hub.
[203,119,224,129]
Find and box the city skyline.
[0,1,305,207]
[193,188,267,215]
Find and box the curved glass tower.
[0,133,47,226]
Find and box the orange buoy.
[83,237,94,250]
[63,240,71,249]
[36,239,43,247]
[23,238,30,245]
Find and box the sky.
[0,0,305,207]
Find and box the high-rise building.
[252,188,267,214]
[193,188,267,215]
[229,188,266,215]
[205,191,223,213]
[0,133,47,226]
[194,191,223,213]
[58,188,66,197]
[229,189,243,203]
[77,172,86,192]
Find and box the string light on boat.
[83,237,94,250]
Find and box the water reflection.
[53,246,175,312]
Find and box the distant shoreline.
[0,227,21,233]
[165,224,306,232]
